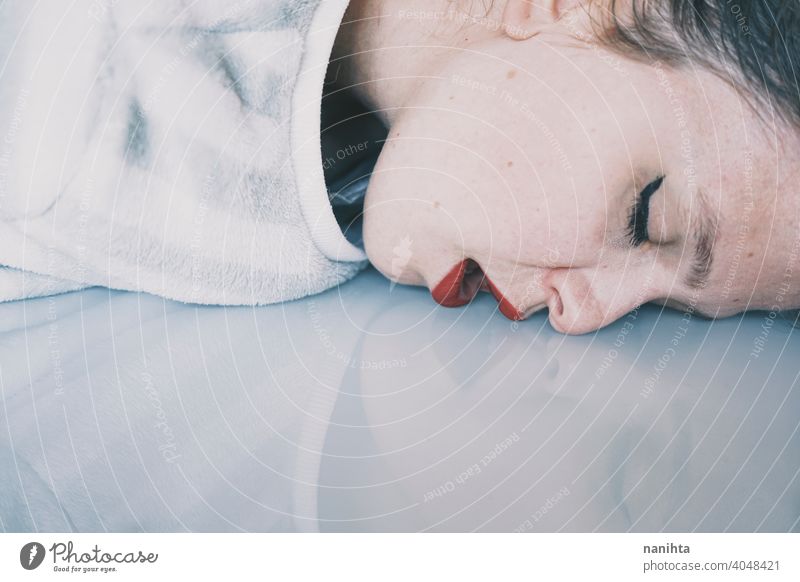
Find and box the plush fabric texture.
[0,0,367,305]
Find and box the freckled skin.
[336,0,800,333]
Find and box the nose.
[430,259,549,321]
[544,267,661,334]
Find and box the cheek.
[525,211,607,270]
[361,157,482,285]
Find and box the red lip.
[431,259,524,321]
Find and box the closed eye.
[626,176,664,246]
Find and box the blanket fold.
[0,0,367,304]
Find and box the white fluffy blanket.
[0,0,367,304]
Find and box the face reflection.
[362,11,800,334]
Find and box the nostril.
[551,289,564,317]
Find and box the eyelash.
[626,176,665,246]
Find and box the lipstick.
[431,259,524,321]
[483,275,524,321]
[430,260,472,307]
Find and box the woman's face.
[361,12,800,334]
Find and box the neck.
[329,0,507,126]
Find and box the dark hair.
[595,1,800,127]
[596,2,800,328]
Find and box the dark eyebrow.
[684,188,718,290]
